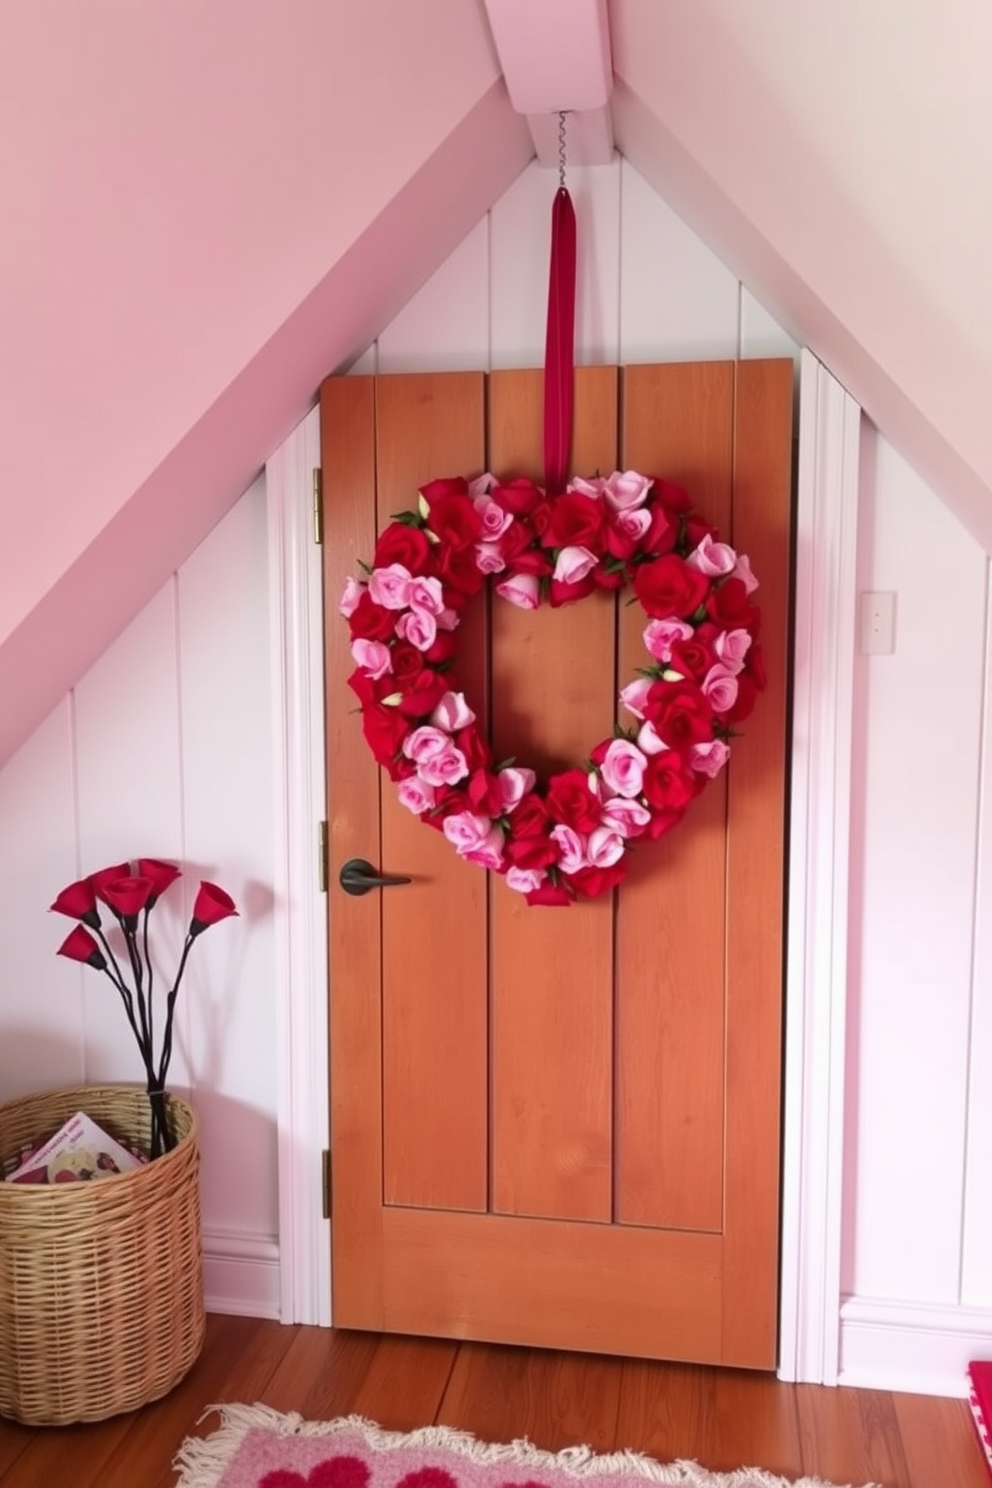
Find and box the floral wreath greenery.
[341,471,765,906]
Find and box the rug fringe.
[171,1407,879,1488]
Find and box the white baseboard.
[203,1228,282,1320]
[839,1295,992,1397]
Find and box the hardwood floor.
[0,1315,987,1487]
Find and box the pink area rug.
[171,1410,876,1488]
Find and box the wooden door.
[321,361,793,1367]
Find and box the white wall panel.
[490,159,621,368]
[0,701,83,1101]
[846,431,986,1303]
[378,218,490,373]
[963,568,992,1307]
[177,475,278,1243]
[619,159,739,364]
[72,583,186,1085]
[740,287,801,363]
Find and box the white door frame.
[266,351,862,1377]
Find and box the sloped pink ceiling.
[2,0,990,769]
[0,1,531,765]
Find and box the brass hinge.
[312,468,324,545]
[318,820,329,893]
[321,1148,332,1220]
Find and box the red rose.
[454,724,492,774]
[89,861,131,901]
[668,638,715,682]
[643,680,714,752]
[639,501,677,557]
[422,785,472,829]
[423,630,457,665]
[468,769,503,816]
[436,543,486,598]
[508,547,553,578]
[549,574,597,608]
[652,479,692,516]
[633,554,710,620]
[529,499,554,541]
[420,476,468,503]
[506,833,561,870]
[546,769,603,832]
[706,577,761,634]
[497,520,534,565]
[509,794,550,839]
[396,670,448,718]
[524,880,573,906]
[605,521,639,561]
[361,704,410,774]
[566,862,628,898]
[724,673,759,724]
[389,642,426,680]
[491,477,543,515]
[424,490,482,550]
[642,750,697,814]
[548,492,606,552]
[349,590,396,642]
[592,565,626,590]
[373,522,432,575]
[684,515,717,549]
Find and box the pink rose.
[339,576,364,618]
[475,543,506,575]
[714,627,752,671]
[550,824,587,874]
[643,617,693,662]
[407,575,445,616]
[568,476,606,499]
[417,744,469,787]
[496,573,540,610]
[505,866,547,894]
[612,508,652,542]
[431,692,476,731]
[397,778,437,814]
[586,827,625,868]
[402,726,450,764]
[600,797,651,838]
[686,533,738,577]
[733,553,759,595]
[396,608,437,651]
[599,738,648,798]
[463,825,506,871]
[368,563,413,609]
[702,663,740,714]
[636,721,668,756]
[437,607,460,632]
[474,495,513,541]
[619,678,653,720]
[498,767,536,812]
[552,545,598,584]
[602,470,653,511]
[690,739,731,778]
[443,812,494,855]
[350,639,392,679]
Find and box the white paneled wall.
[2,151,989,1389]
[0,476,280,1317]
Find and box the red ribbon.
[543,187,577,496]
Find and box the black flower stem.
[92,924,164,1158]
[141,908,155,1073]
[153,933,196,1150]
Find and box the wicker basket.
[0,1084,205,1425]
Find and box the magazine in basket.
[4,1109,145,1184]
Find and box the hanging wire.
[558,110,568,189]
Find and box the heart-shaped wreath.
[341,470,765,906]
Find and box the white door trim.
[777,350,861,1382]
[268,356,863,1378]
[266,403,332,1327]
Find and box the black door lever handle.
[339,858,412,895]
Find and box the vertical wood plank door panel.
[322,362,793,1366]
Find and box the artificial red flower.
[490,477,542,514]
[137,858,182,905]
[524,880,573,907]
[567,862,628,898]
[423,490,482,551]
[89,861,131,900]
[643,680,715,752]
[57,924,107,969]
[50,877,101,928]
[348,590,396,643]
[100,874,155,921]
[633,554,710,620]
[373,523,432,575]
[546,769,603,834]
[190,882,239,937]
[547,492,606,552]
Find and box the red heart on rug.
[396,1469,458,1488]
[260,1453,372,1488]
